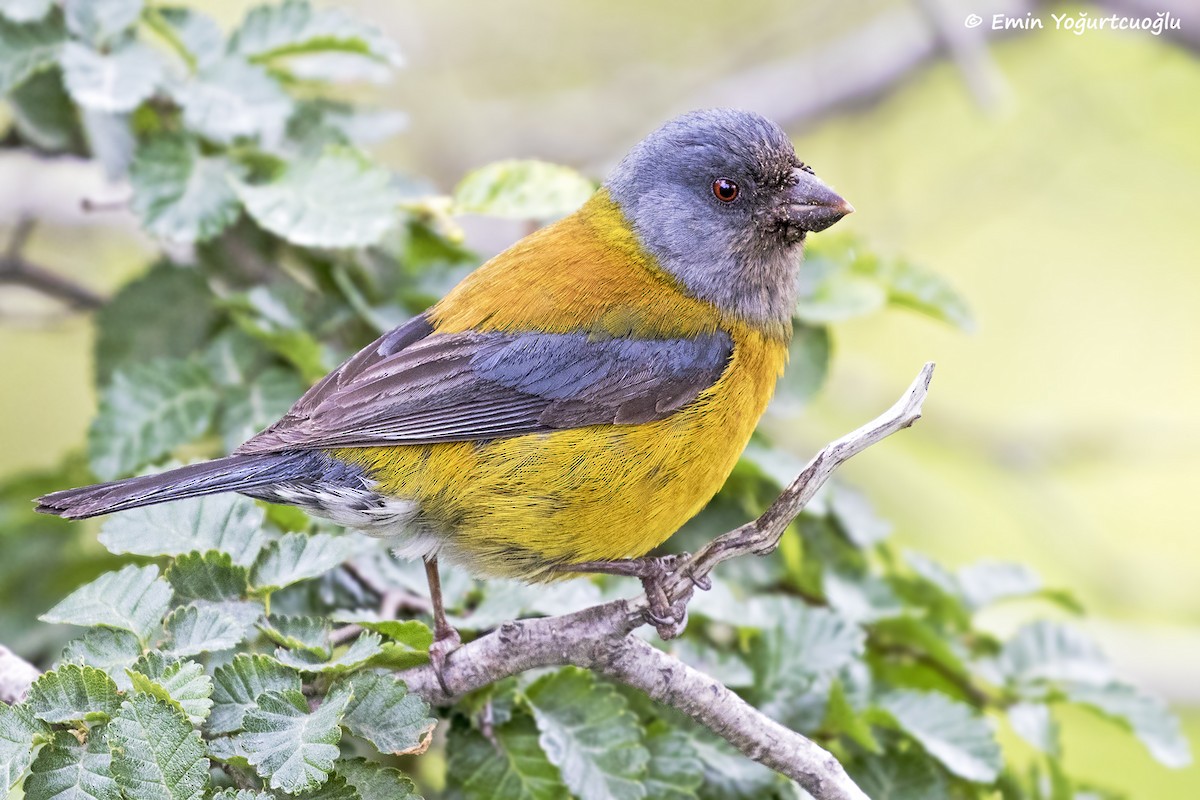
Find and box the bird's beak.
[786,168,854,232]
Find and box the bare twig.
[0,645,39,705]
[0,218,106,310]
[397,363,935,800]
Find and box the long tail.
[35,452,327,519]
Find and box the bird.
[37,108,852,687]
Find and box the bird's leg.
[560,553,710,639]
[424,556,461,695]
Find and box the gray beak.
[786,168,854,232]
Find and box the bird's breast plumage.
[333,192,790,578]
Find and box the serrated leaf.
[153,7,223,68]
[643,722,702,800]
[127,656,213,726]
[334,757,419,800]
[60,629,143,691]
[8,66,77,150]
[60,41,162,113]
[63,0,140,44]
[220,368,306,451]
[130,135,242,243]
[1,702,49,792]
[336,671,434,755]
[108,694,209,800]
[237,686,350,794]
[210,791,272,800]
[297,773,358,800]
[448,715,566,800]
[525,668,648,800]
[823,568,903,623]
[823,679,879,754]
[167,551,250,604]
[0,12,65,93]
[330,615,432,651]
[176,57,293,145]
[878,690,1001,782]
[229,0,402,66]
[99,493,266,565]
[163,603,255,657]
[1007,702,1058,755]
[251,532,358,593]
[0,0,53,23]
[1067,681,1191,768]
[27,665,122,724]
[209,654,302,736]
[957,561,1042,610]
[24,728,120,800]
[234,146,401,247]
[849,750,950,800]
[752,604,864,730]
[275,632,382,674]
[456,578,602,631]
[41,564,172,641]
[87,360,220,480]
[259,615,331,656]
[454,160,595,220]
[992,621,1111,688]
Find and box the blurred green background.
[2,1,1197,796]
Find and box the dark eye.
[712,178,739,203]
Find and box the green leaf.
[130,135,243,243]
[210,792,272,800]
[331,616,432,651]
[229,0,403,66]
[220,368,306,451]
[823,568,903,623]
[94,263,219,384]
[152,7,223,68]
[822,679,879,754]
[235,146,401,247]
[334,757,420,800]
[1,702,49,792]
[275,632,382,674]
[8,67,77,150]
[108,694,209,800]
[661,638,753,688]
[0,0,53,23]
[0,12,65,93]
[794,267,886,324]
[448,715,566,800]
[176,57,293,145]
[454,160,595,220]
[337,671,434,755]
[643,722,702,800]
[87,359,219,480]
[957,561,1042,610]
[829,483,891,548]
[99,493,267,565]
[297,773,358,800]
[237,686,350,794]
[41,564,172,641]
[26,665,122,724]
[525,668,649,800]
[1006,702,1058,756]
[225,285,331,382]
[877,690,1001,782]
[260,615,331,656]
[163,603,255,657]
[686,732,777,800]
[879,257,975,332]
[1067,681,1191,768]
[24,728,120,800]
[80,109,133,179]
[167,551,250,604]
[127,655,213,726]
[752,604,864,729]
[849,750,951,800]
[771,322,830,409]
[63,0,140,44]
[991,621,1111,688]
[209,654,302,735]
[251,532,359,593]
[60,41,162,113]
[60,629,143,691]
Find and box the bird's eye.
[712,178,739,203]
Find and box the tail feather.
[35,452,323,519]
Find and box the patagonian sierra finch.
[38,109,853,686]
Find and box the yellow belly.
[334,324,785,579]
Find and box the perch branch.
[0,218,106,311]
[397,362,935,800]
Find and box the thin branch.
[397,363,935,800]
[0,218,106,310]
[0,646,39,705]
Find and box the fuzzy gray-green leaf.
[41,564,171,641]
[26,665,122,724]
[209,654,302,735]
[237,686,350,794]
[24,728,120,800]
[99,494,266,566]
[108,694,209,800]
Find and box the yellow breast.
[336,192,789,578]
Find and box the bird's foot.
[428,625,462,696]
[563,553,711,640]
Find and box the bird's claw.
[429,627,462,696]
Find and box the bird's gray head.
[605,109,852,327]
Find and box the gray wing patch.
[236,313,732,454]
